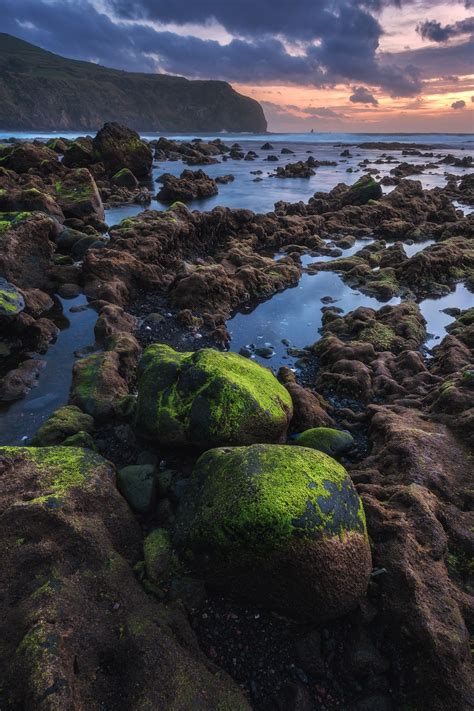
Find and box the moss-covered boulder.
[93,122,152,178]
[54,168,104,222]
[62,138,94,168]
[70,351,128,419]
[341,175,382,206]
[111,167,139,188]
[174,444,371,621]
[135,345,293,448]
[31,405,94,446]
[0,142,58,173]
[294,427,354,457]
[0,277,24,317]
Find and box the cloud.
[381,38,474,79]
[284,104,347,118]
[349,85,379,105]
[451,99,466,109]
[417,17,474,42]
[0,0,423,97]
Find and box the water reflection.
[0,294,97,444]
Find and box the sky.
[2,0,474,132]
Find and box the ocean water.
[2,130,473,148]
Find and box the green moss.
[116,393,137,419]
[62,431,97,450]
[176,444,367,559]
[46,138,59,150]
[15,621,61,696]
[0,278,25,316]
[72,353,106,415]
[31,405,94,446]
[113,168,127,178]
[143,528,174,581]
[446,547,474,579]
[118,217,136,228]
[166,200,187,211]
[0,210,34,233]
[359,322,397,350]
[136,345,292,448]
[125,615,155,638]
[31,576,60,600]
[0,446,108,503]
[54,173,93,201]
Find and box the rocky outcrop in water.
[156,169,218,202]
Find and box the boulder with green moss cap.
[135,344,293,448]
[31,405,94,446]
[70,351,128,420]
[341,175,382,206]
[294,427,354,458]
[93,123,152,178]
[173,443,371,621]
[111,167,139,188]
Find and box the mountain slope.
[0,33,267,133]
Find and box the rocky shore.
[0,123,473,710]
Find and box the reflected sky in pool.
[0,295,97,444]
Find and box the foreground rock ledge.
[0,446,249,710]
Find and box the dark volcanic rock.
[93,123,153,178]
[156,169,218,202]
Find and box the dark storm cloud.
[0,0,444,99]
[382,38,474,79]
[417,17,474,42]
[451,99,466,109]
[106,0,397,42]
[349,86,379,105]
[0,0,160,72]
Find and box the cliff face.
[0,33,267,133]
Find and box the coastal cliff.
[0,33,267,133]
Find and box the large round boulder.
[135,345,293,448]
[173,444,371,621]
